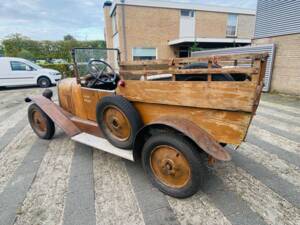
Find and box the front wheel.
[28,104,55,139]
[38,77,51,88]
[142,133,204,198]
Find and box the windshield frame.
[71,48,120,84]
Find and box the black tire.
[28,104,55,140]
[142,133,204,198]
[96,95,143,149]
[38,77,51,88]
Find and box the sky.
[0,0,257,41]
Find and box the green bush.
[39,64,73,78]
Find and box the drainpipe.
[120,0,128,61]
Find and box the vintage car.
[25,48,268,198]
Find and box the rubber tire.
[142,133,204,198]
[96,95,143,149]
[28,103,55,140]
[38,77,51,88]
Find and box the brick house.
[253,0,300,96]
[103,0,256,63]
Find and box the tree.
[64,34,76,41]
[17,49,34,60]
[2,33,106,62]
[0,44,4,56]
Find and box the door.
[180,10,195,38]
[9,60,37,85]
[81,87,114,121]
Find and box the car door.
[9,60,38,85]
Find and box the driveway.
[0,87,299,225]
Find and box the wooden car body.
[26,50,268,198]
[45,52,267,162]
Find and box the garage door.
[191,44,276,92]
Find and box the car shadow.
[0,85,56,91]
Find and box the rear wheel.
[38,77,51,88]
[28,104,55,139]
[142,133,204,198]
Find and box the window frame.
[181,9,194,17]
[226,14,238,37]
[112,10,118,36]
[10,61,35,71]
[132,47,157,61]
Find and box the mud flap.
[135,117,231,161]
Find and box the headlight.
[49,72,61,76]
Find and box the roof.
[107,0,256,16]
[0,57,33,63]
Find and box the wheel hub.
[162,159,176,176]
[150,145,191,188]
[103,106,131,141]
[32,111,46,133]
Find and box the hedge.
[38,64,73,78]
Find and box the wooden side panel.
[133,102,252,144]
[71,117,102,137]
[58,78,75,113]
[117,80,256,112]
[71,84,87,119]
[81,88,114,121]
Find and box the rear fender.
[133,117,231,161]
[25,95,81,137]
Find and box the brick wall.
[103,6,115,65]
[253,34,300,96]
[238,15,255,39]
[195,11,227,38]
[104,5,255,62]
[195,11,255,39]
[122,5,179,61]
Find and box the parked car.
[0,57,62,88]
[25,48,268,198]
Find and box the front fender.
[25,95,81,137]
[134,117,231,161]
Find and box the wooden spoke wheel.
[103,106,131,142]
[96,96,143,149]
[28,104,55,140]
[142,133,204,198]
[150,145,191,188]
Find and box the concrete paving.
[0,86,299,225]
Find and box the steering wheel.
[87,59,117,87]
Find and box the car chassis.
[25,48,268,198]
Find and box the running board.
[71,133,134,161]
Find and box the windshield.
[72,48,119,77]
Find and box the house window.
[226,14,238,37]
[132,48,156,61]
[112,11,117,35]
[181,9,194,17]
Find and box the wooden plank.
[71,133,134,161]
[120,53,268,66]
[120,67,258,76]
[71,116,102,137]
[81,88,113,121]
[116,80,257,112]
[71,83,88,119]
[133,102,252,144]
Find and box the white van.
[0,57,62,88]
